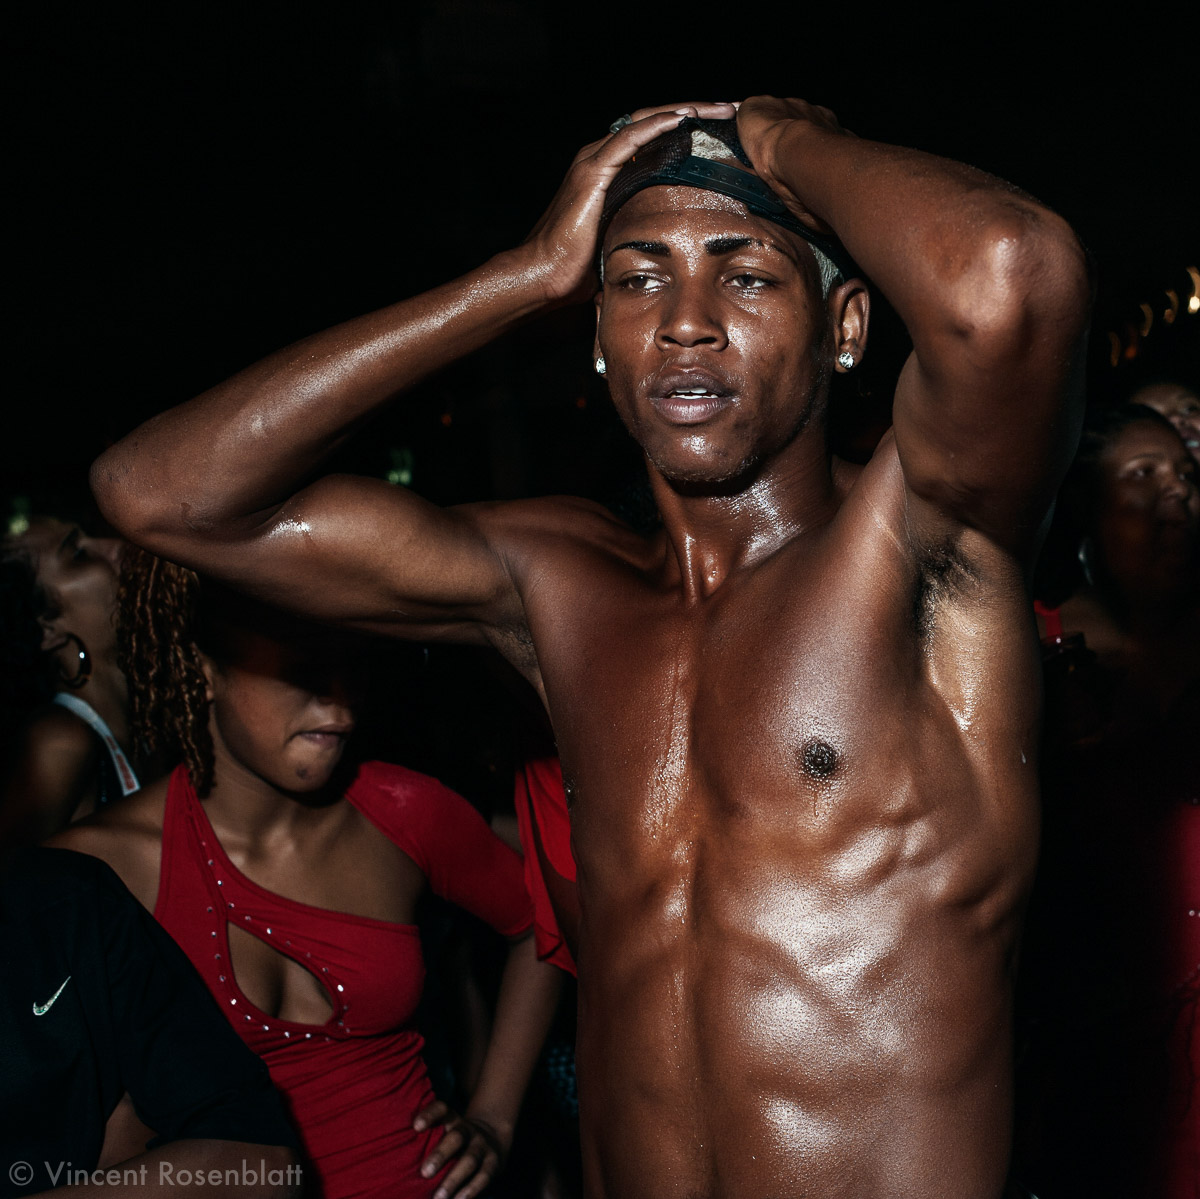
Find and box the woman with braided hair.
[51,547,560,1199]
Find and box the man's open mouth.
[650,372,735,424]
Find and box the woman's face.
[14,517,124,656]
[206,629,365,795]
[1093,420,1199,589]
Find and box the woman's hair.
[1034,403,1183,605]
[117,546,216,794]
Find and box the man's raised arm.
[738,97,1092,561]
[91,104,736,636]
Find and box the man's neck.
[648,438,840,598]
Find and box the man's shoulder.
[0,846,145,951]
[464,493,657,564]
[2,844,121,903]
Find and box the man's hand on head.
[736,96,852,233]
[522,101,737,306]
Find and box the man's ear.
[830,277,870,372]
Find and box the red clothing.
[154,762,533,1199]
[512,756,578,975]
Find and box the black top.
[0,847,298,1196]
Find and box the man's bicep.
[162,474,524,639]
[890,315,1086,558]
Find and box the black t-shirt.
[0,847,298,1196]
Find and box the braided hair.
[117,546,216,794]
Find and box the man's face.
[596,186,833,488]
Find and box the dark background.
[7,1,1198,521]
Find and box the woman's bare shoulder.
[45,775,170,910]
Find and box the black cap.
[600,117,857,281]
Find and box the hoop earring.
[57,633,92,689]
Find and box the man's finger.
[626,101,738,123]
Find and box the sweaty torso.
[495,444,1041,1199]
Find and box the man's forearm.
[90,247,553,543]
[763,117,1086,348]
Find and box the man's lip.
[649,393,734,425]
[296,724,354,741]
[649,370,736,425]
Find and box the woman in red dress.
[52,549,560,1199]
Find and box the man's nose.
[655,283,727,350]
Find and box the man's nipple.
[799,737,839,781]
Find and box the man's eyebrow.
[706,235,798,265]
[705,236,760,256]
[606,239,670,258]
[605,234,799,266]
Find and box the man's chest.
[536,553,928,823]
[528,525,1039,853]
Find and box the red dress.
[154,762,533,1199]
[512,756,578,975]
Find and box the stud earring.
[837,351,855,370]
[595,357,607,376]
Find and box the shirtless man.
[89,98,1091,1198]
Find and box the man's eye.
[620,274,659,292]
[729,273,769,289]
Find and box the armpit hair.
[912,537,981,639]
[492,618,540,674]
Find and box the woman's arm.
[413,932,563,1199]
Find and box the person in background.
[1,844,300,1199]
[1132,379,1200,467]
[2,517,139,844]
[1023,403,1199,1198]
[51,548,560,1199]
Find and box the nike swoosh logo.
[33,975,72,1016]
